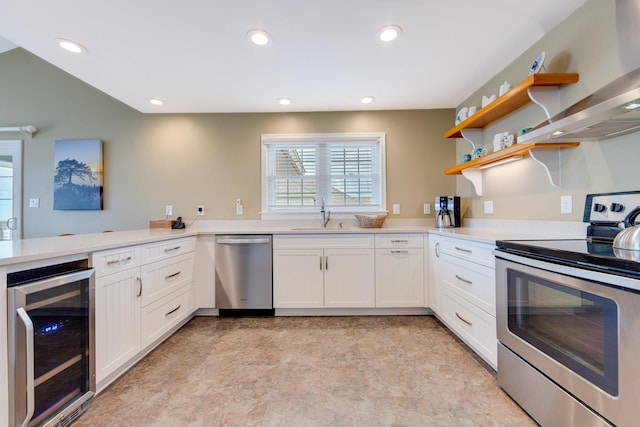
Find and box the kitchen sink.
[289,227,352,231]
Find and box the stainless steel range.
[495,191,640,427]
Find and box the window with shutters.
[261,133,386,218]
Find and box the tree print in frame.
[54,139,103,210]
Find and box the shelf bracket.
[527,86,560,120]
[529,147,562,187]
[459,129,482,150]
[461,168,483,196]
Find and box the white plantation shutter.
[262,133,386,215]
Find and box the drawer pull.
[107,256,132,266]
[165,271,181,280]
[390,239,408,243]
[164,246,181,253]
[391,250,409,254]
[136,277,143,298]
[165,304,181,316]
[454,246,472,253]
[455,312,473,326]
[455,274,473,285]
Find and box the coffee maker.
[434,196,461,228]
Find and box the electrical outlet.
[29,198,39,208]
[484,200,494,214]
[392,204,400,214]
[165,205,173,216]
[561,195,573,214]
[236,204,243,215]
[197,205,205,216]
[423,203,431,215]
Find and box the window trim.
[260,132,387,220]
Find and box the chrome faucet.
[320,198,331,228]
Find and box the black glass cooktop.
[496,239,640,279]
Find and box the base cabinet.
[428,233,497,368]
[92,237,196,389]
[273,234,375,309]
[375,234,424,307]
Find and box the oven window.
[507,270,618,396]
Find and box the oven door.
[496,253,640,427]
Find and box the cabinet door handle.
[325,256,328,270]
[165,271,181,280]
[164,245,181,253]
[165,304,181,316]
[137,276,143,297]
[455,274,472,285]
[391,250,409,254]
[454,246,472,253]
[435,242,440,258]
[319,256,323,270]
[107,256,131,266]
[455,312,473,326]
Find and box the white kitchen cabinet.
[375,234,424,307]
[428,233,497,368]
[273,249,324,308]
[273,234,375,309]
[428,234,442,315]
[94,260,142,384]
[324,248,375,307]
[92,236,196,389]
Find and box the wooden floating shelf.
[444,142,580,175]
[444,73,579,139]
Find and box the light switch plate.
[165,205,173,216]
[392,204,400,214]
[484,200,494,214]
[29,198,39,208]
[561,195,572,214]
[423,203,431,214]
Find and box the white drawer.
[140,237,196,264]
[92,246,140,278]
[273,234,374,249]
[441,255,495,316]
[141,284,194,348]
[375,233,423,249]
[440,284,497,368]
[140,252,194,307]
[438,236,495,268]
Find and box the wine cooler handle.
[17,307,35,427]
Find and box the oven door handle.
[16,307,35,427]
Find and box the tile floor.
[75,315,535,426]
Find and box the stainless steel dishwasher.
[215,235,273,316]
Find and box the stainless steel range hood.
[519,67,640,142]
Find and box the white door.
[323,248,375,308]
[0,140,22,240]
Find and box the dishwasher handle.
[216,237,271,245]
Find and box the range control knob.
[610,203,626,213]
[593,203,607,213]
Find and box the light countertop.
[0,219,587,267]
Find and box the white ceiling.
[0,0,587,113]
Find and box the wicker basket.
[354,214,388,228]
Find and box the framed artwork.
[53,139,103,210]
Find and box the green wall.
[0,48,455,238]
[454,0,640,221]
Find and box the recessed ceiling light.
[247,29,272,46]
[56,38,87,54]
[551,130,566,136]
[148,98,165,106]
[361,96,375,104]
[624,102,640,110]
[377,25,402,42]
[277,98,291,106]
